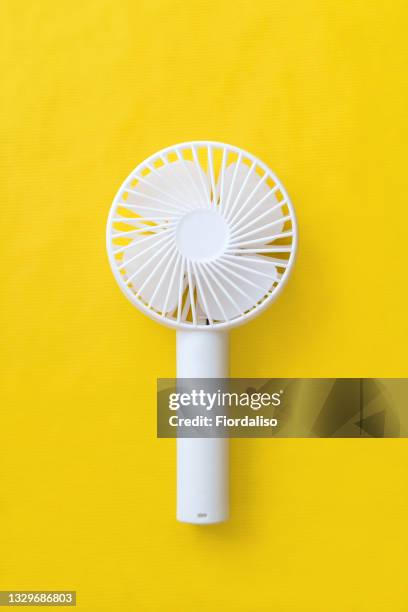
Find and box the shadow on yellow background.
[1,1,407,610]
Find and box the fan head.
[106,141,297,330]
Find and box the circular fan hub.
[176,209,229,262]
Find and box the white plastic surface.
[176,330,229,524]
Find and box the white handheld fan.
[106,141,297,524]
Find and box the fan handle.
[176,330,229,524]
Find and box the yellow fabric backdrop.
[1,1,407,610]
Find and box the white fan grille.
[106,141,297,330]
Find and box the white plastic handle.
[176,330,229,524]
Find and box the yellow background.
[1,1,407,610]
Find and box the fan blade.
[121,161,210,217]
[121,235,179,313]
[195,262,242,322]
[221,253,279,286]
[196,255,277,322]
[223,162,286,241]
